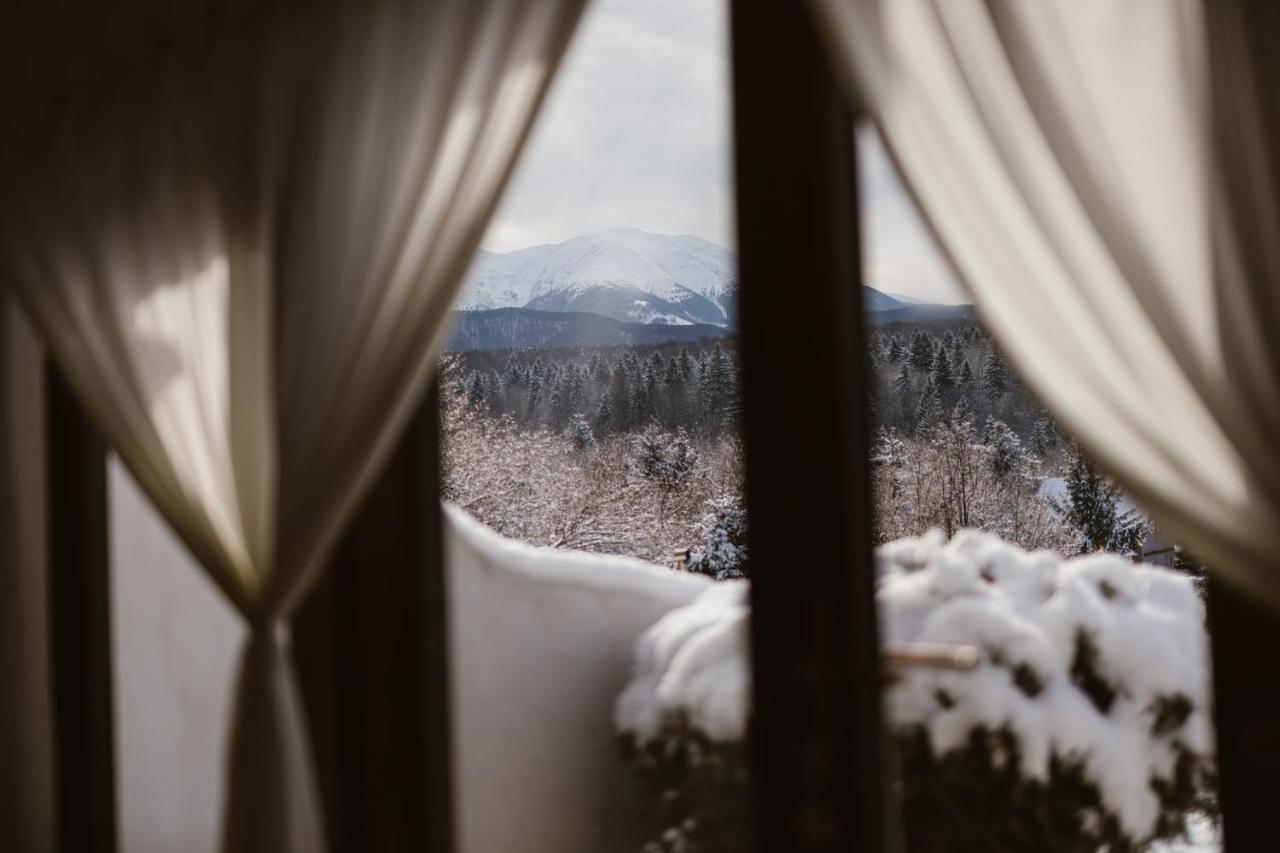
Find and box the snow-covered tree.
[686,494,749,580]
[983,417,1027,477]
[893,359,913,396]
[465,370,486,406]
[594,396,613,432]
[915,379,943,431]
[633,422,698,492]
[981,348,1011,397]
[908,330,935,372]
[931,344,954,394]
[1032,416,1059,457]
[872,428,907,466]
[566,413,596,451]
[886,333,906,364]
[698,344,734,432]
[526,374,542,417]
[1064,445,1146,556]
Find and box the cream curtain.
[0,0,585,849]
[809,0,1280,608]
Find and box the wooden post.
[729,3,887,851]
[46,362,116,853]
[1207,576,1280,851]
[295,381,454,852]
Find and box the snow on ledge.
[444,502,712,603]
[616,529,1213,842]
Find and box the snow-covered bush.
[633,422,699,492]
[566,412,596,450]
[617,531,1217,852]
[686,495,749,580]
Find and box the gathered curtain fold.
[808,0,1280,608]
[0,0,586,849]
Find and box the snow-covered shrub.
[633,422,698,491]
[686,495,749,580]
[983,416,1029,477]
[617,531,1217,852]
[566,412,596,450]
[872,427,907,466]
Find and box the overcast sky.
[482,0,966,305]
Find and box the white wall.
[445,506,710,852]
[109,457,244,853]
[106,473,707,851]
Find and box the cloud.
[483,0,965,305]
[483,0,734,252]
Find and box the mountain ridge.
[460,228,963,331]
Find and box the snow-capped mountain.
[458,227,953,328]
[459,228,736,327]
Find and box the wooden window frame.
[42,3,1277,852]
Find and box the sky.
[481,0,966,305]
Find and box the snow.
[615,580,751,742]
[1151,814,1220,852]
[617,529,1213,843]
[459,228,736,322]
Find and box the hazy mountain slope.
[448,308,732,351]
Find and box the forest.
[440,321,1162,579]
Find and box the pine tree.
[526,374,542,417]
[466,371,485,406]
[887,334,906,364]
[959,359,975,390]
[983,417,1026,477]
[595,397,614,433]
[664,356,683,390]
[633,422,698,491]
[699,344,733,432]
[609,365,631,431]
[678,346,695,383]
[548,376,568,428]
[1032,416,1058,457]
[931,344,954,394]
[894,360,913,395]
[915,379,943,431]
[504,354,524,388]
[982,349,1011,397]
[909,330,935,372]
[1064,445,1146,556]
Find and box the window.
[859,124,1220,852]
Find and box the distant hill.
[447,307,732,351]
[868,303,974,326]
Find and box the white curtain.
[0,0,585,849]
[809,0,1280,608]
